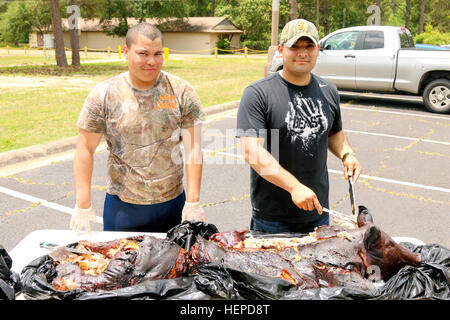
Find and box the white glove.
[182,201,206,222]
[70,205,97,235]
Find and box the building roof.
[61,17,243,34]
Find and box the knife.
[322,207,356,223]
[40,242,93,262]
[348,175,356,215]
[40,242,92,255]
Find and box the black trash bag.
[193,262,243,300]
[75,276,200,300]
[166,220,219,251]
[0,245,21,300]
[376,244,450,300]
[192,261,379,300]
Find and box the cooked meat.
[48,206,421,292]
[50,236,189,292]
[204,206,421,288]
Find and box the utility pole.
[265,0,279,77]
[271,0,279,46]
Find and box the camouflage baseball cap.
[279,19,319,47]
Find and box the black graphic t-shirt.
[236,72,342,223]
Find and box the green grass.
[0,87,90,151]
[0,57,266,153]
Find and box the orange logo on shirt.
[157,95,177,109]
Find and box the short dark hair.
[126,23,164,48]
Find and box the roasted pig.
[48,206,421,293]
[194,206,421,289]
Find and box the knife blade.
[322,207,356,223]
[40,242,95,263]
[348,175,356,215]
[40,242,93,255]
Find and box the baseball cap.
[279,19,319,47]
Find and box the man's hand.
[70,205,97,235]
[290,184,323,214]
[182,201,206,222]
[342,153,363,182]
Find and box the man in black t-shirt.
[236,19,363,234]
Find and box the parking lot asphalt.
[0,94,449,253]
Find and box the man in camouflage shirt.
[71,23,205,233]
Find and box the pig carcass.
[191,206,422,290]
[47,206,421,293]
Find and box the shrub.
[415,24,450,46]
[241,40,267,51]
[217,37,232,54]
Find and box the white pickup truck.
[269,26,450,114]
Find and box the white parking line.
[0,186,103,224]
[327,169,450,193]
[342,105,450,121]
[345,129,450,146]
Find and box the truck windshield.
[398,28,415,48]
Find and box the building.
[29,17,243,54]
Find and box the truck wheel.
[422,79,450,114]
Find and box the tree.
[99,0,197,37]
[316,0,320,28]
[405,0,410,29]
[211,0,216,16]
[289,0,298,20]
[426,0,449,33]
[0,1,32,45]
[29,1,53,36]
[418,0,426,34]
[49,0,68,67]
[322,0,329,35]
[215,0,290,49]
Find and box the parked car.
[269,26,450,114]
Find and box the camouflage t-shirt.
[77,71,204,204]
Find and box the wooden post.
[108,46,111,56]
[244,47,248,58]
[84,46,87,57]
[214,47,218,58]
[7,45,9,55]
